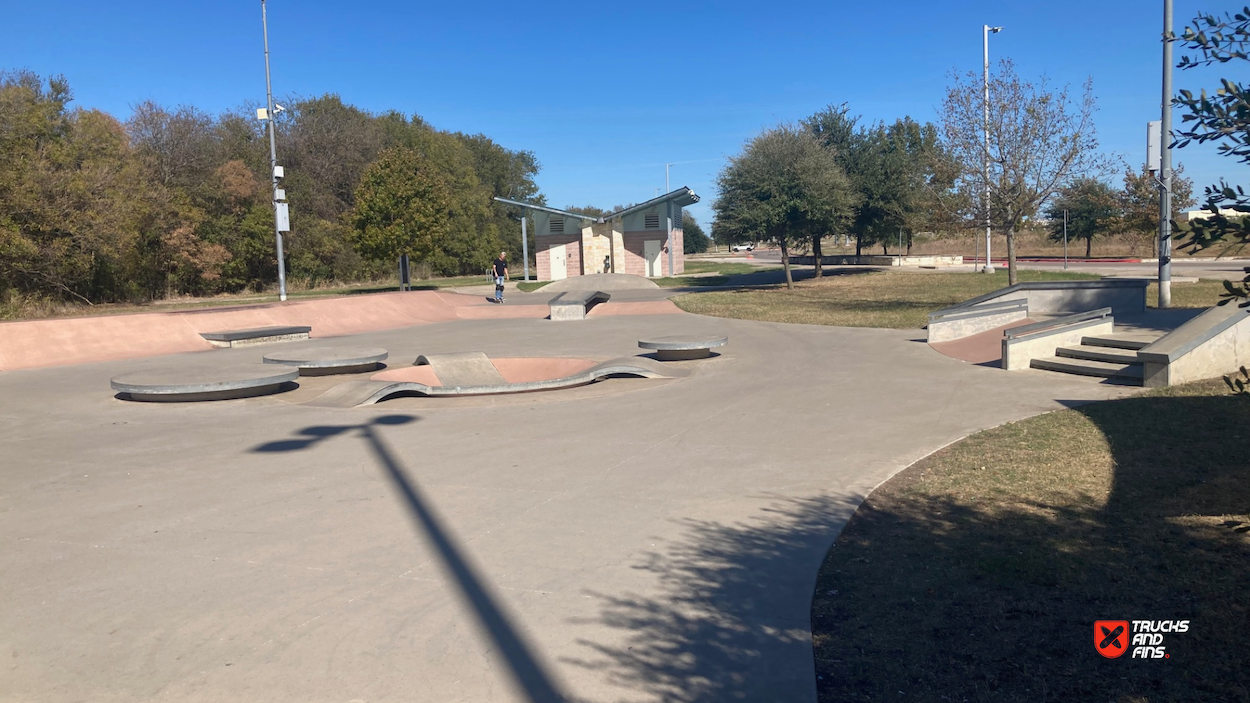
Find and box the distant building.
[1180,208,1244,223]
[495,188,699,281]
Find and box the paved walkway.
[0,310,1138,702]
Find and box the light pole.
[261,0,288,301]
[983,24,1002,274]
[1159,0,1174,307]
[665,163,672,193]
[520,215,529,281]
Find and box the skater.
[492,251,509,303]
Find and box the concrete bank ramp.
[0,290,545,372]
[414,352,506,387]
[301,355,688,407]
[542,274,658,292]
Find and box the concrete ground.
[0,308,1140,702]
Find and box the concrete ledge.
[1002,310,1114,371]
[927,299,1029,343]
[940,279,1149,316]
[111,364,299,402]
[549,291,611,321]
[1139,303,1250,387]
[201,326,311,348]
[262,347,388,375]
[792,255,964,267]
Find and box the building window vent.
[644,213,661,229]
[550,218,564,234]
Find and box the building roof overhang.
[492,198,605,224]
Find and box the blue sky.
[2,1,1236,227]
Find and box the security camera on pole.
[259,0,289,302]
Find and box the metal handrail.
[1004,308,1112,340]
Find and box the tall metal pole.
[665,164,671,193]
[520,216,529,281]
[666,202,674,277]
[1159,0,1174,308]
[261,0,287,301]
[1063,209,1069,270]
[982,25,999,274]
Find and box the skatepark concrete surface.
[0,306,1142,702]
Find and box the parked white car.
[730,243,755,252]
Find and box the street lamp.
[260,0,288,301]
[983,24,1002,274]
[1158,0,1174,307]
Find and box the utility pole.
[1063,210,1069,270]
[665,163,671,193]
[261,0,287,301]
[520,216,529,281]
[983,25,1002,274]
[1159,0,1174,307]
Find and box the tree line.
[0,70,541,312]
[711,40,1228,288]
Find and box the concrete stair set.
[1029,333,1160,384]
[928,278,1250,388]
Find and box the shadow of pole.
[254,415,568,703]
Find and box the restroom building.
[494,187,699,281]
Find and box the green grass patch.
[1148,279,1237,309]
[672,269,1097,328]
[516,280,551,293]
[812,380,1250,701]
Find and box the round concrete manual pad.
[263,346,388,375]
[111,363,299,402]
[638,334,728,361]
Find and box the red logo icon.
[1096,620,1130,658]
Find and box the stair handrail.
[1004,308,1113,340]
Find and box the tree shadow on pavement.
[563,493,862,703]
[811,389,1250,702]
[253,416,569,703]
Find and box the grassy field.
[790,226,1249,260]
[651,260,779,288]
[811,379,1250,702]
[671,270,1106,329]
[673,270,1234,329]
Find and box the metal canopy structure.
[493,186,700,223]
[492,198,606,223]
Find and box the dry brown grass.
[812,380,1250,702]
[672,270,1099,329]
[811,228,1249,259]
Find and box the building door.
[549,243,567,281]
[644,240,662,277]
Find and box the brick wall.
[535,235,582,281]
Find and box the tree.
[941,59,1108,284]
[803,104,864,270]
[853,117,949,255]
[713,125,853,289]
[348,147,454,270]
[1173,6,1250,305]
[1045,178,1122,258]
[682,211,709,254]
[1119,164,1196,256]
